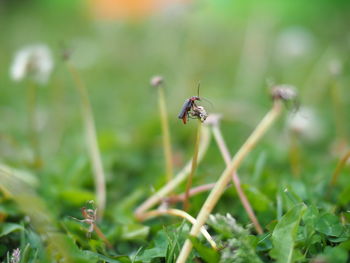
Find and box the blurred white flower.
[10,44,53,84]
[328,59,342,76]
[275,27,314,60]
[286,107,323,142]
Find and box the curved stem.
[166,183,219,204]
[134,126,211,220]
[176,102,282,263]
[330,150,350,186]
[141,208,217,250]
[66,63,106,220]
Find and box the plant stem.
[176,101,283,263]
[93,224,113,249]
[134,126,211,220]
[330,149,350,186]
[26,81,42,168]
[66,63,106,220]
[183,120,202,211]
[289,131,301,178]
[212,123,263,234]
[157,85,174,183]
[330,79,347,141]
[167,183,223,204]
[141,208,217,250]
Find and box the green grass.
[1,0,350,262]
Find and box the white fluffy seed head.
[286,107,323,141]
[10,44,54,85]
[150,75,164,87]
[275,27,314,60]
[329,59,342,76]
[271,84,297,101]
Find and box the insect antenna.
[197,82,201,97]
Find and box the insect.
[178,84,201,124]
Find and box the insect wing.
[182,114,187,124]
[178,99,192,119]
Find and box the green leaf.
[189,236,220,263]
[60,188,95,206]
[243,184,273,212]
[271,203,307,263]
[81,250,132,263]
[19,243,31,263]
[137,230,168,262]
[0,223,24,237]
[315,213,344,237]
[322,246,348,263]
[338,185,350,205]
[166,221,187,263]
[121,223,149,241]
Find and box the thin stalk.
[289,131,301,178]
[66,63,106,219]
[212,124,263,234]
[183,120,202,211]
[167,183,220,204]
[26,81,42,168]
[330,150,350,186]
[141,208,217,250]
[157,85,174,182]
[134,126,211,220]
[330,79,347,141]
[93,224,113,249]
[176,101,283,263]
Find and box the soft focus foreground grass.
[1,0,350,262]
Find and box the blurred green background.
[1,0,350,260]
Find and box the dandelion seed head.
[329,59,342,76]
[271,84,297,101]
[275,27,314,60]
[150,75,164,87]
[286,107,323,141]
[10,44,53,84]
[191,105,208,122]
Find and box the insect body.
[178,96,200,124]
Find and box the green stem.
[184,120,202,211]
[134,126,211,220]
[141,208,217,250]
[66,63,106,220]
[26,81,42,168]
[330,150,350,186]
[176,101,282,263]
[157,86,174,183]
[289,131,301,178]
